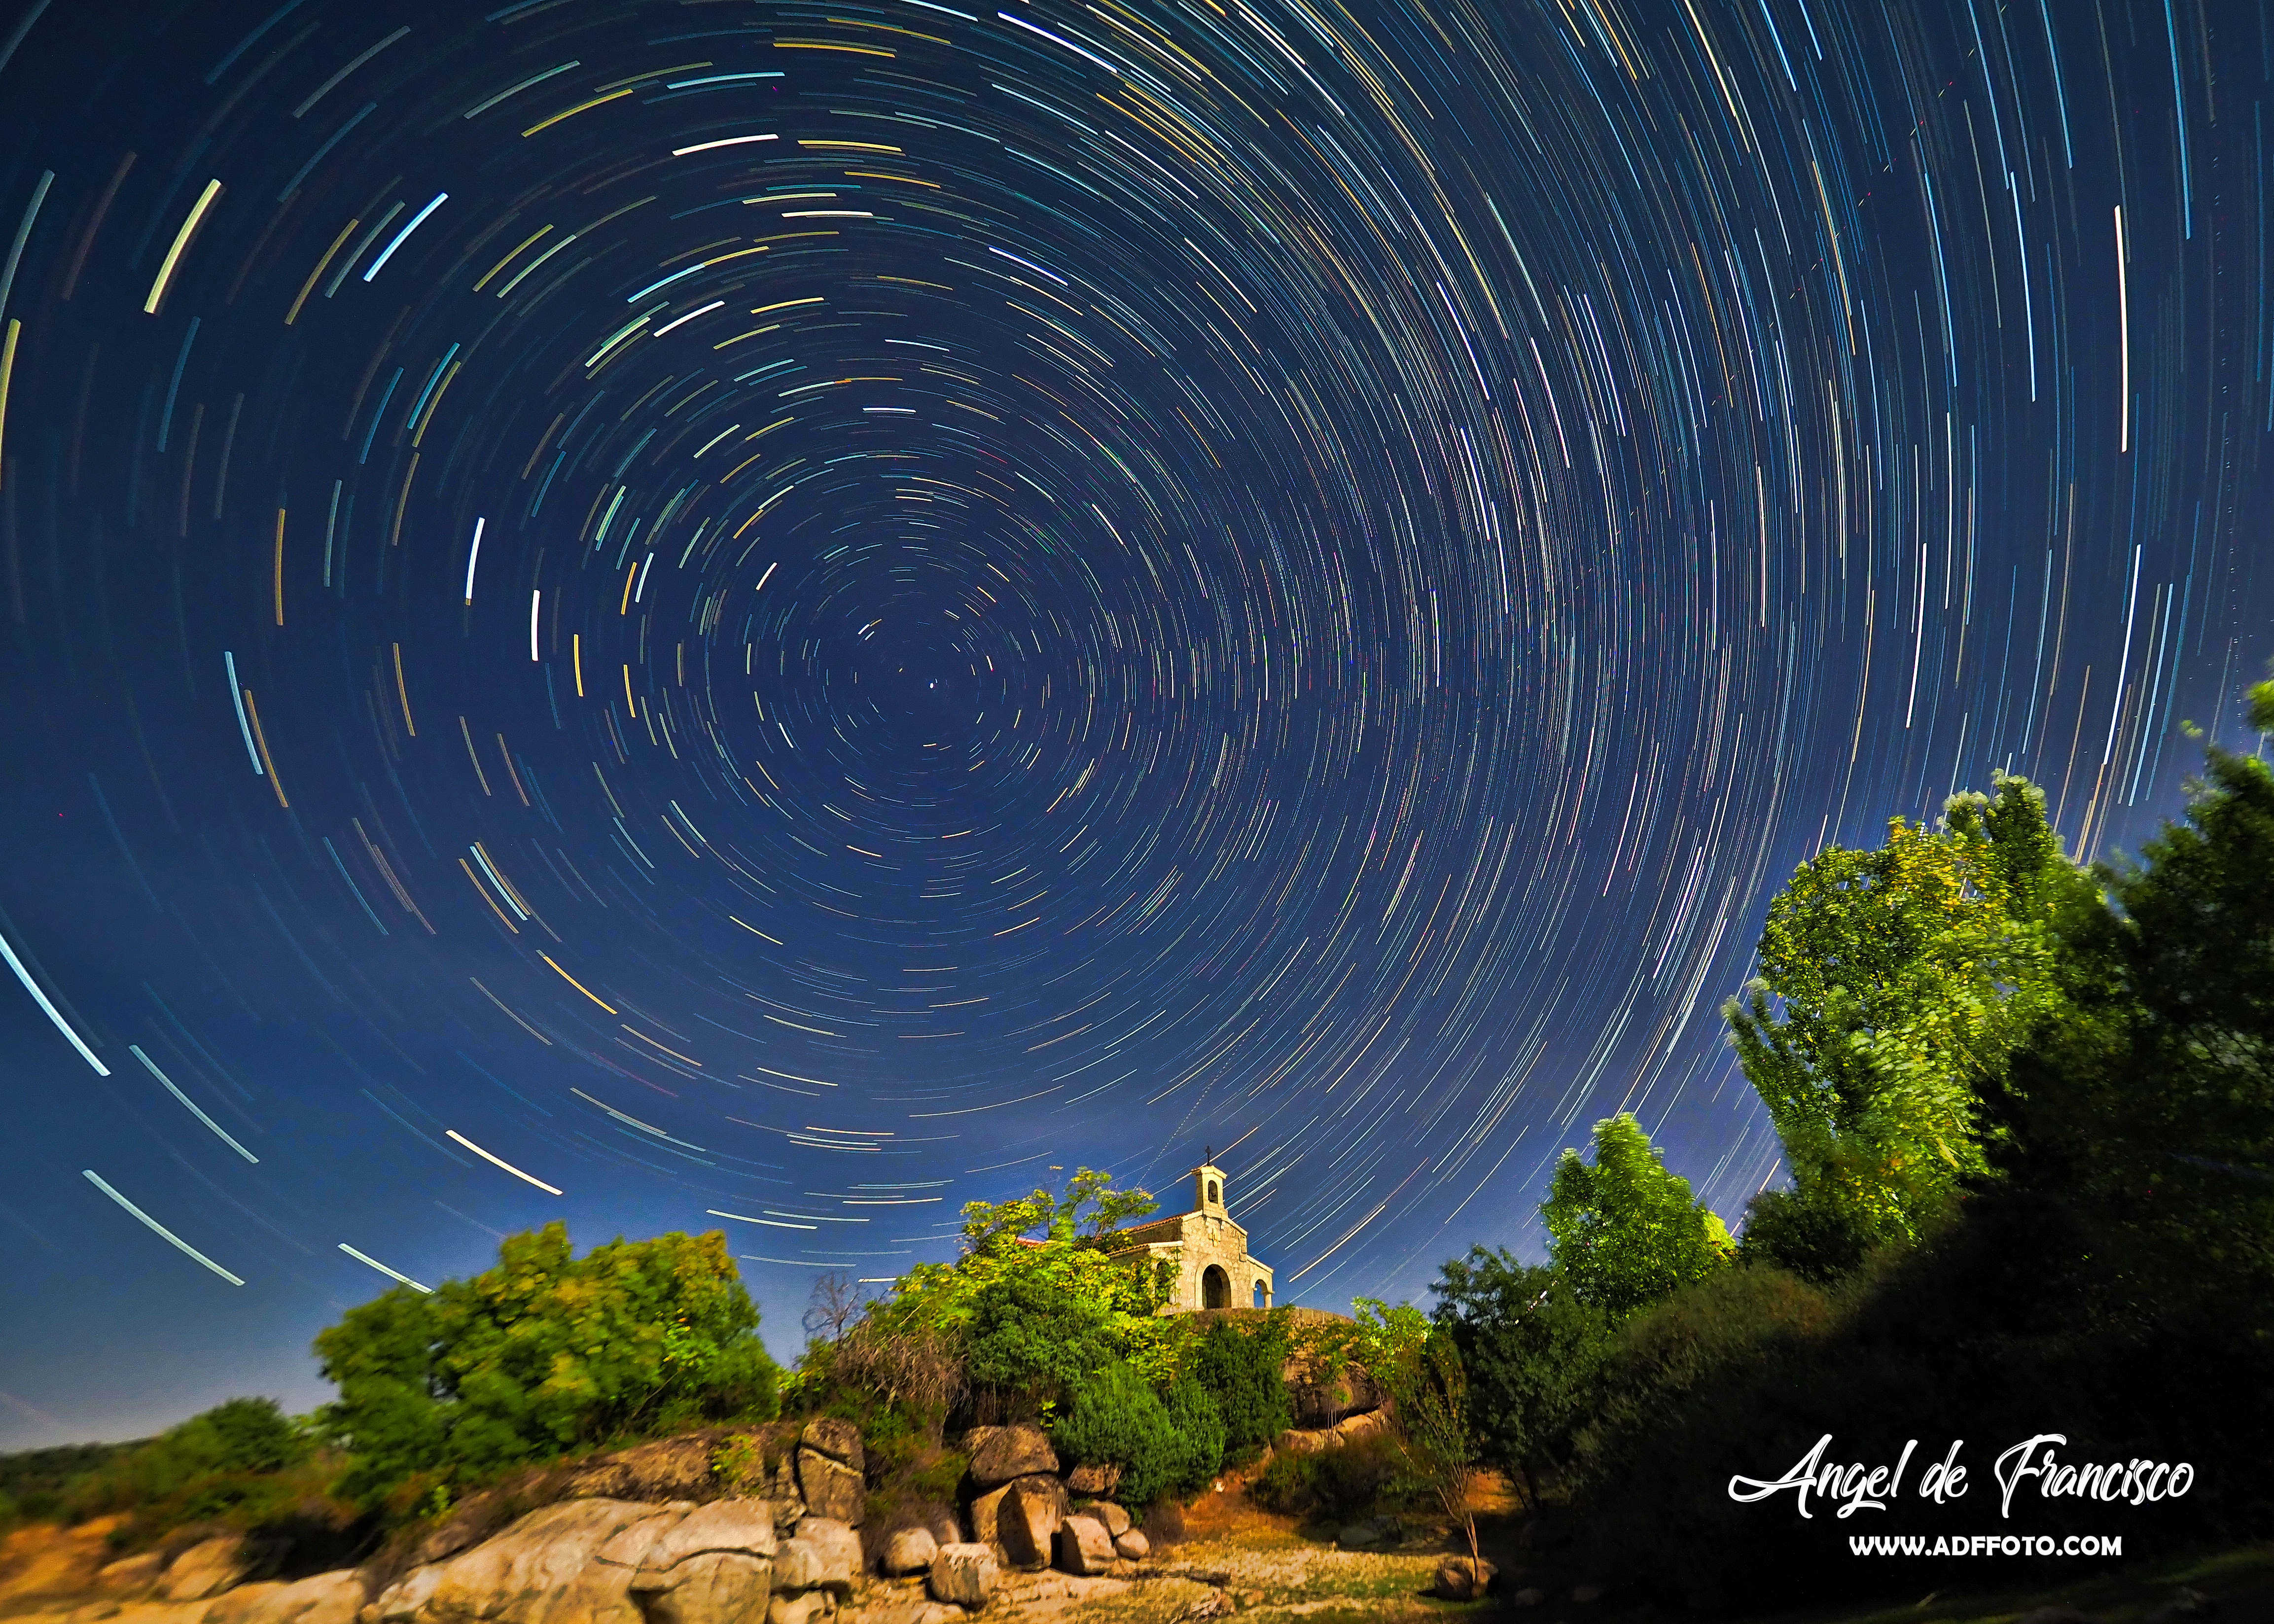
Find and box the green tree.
[1429,1248,1611,1506]
[315,1223,779,1514]
[2001,679,2274,1272]
[1725,774,2093,1249]
[1542,1114,1732,1318]
[1184,1318,1291,1454]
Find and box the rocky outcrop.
[627,1501,777,1624]
[160,1539,251,1603]
[795,1425,865,1527]
[965,1430,1055,1491]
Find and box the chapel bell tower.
[1195,1156,1227,1216]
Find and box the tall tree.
[1725,774,2093,1248]
[1541,1113,1732,1318]
[1429,1247,1610,1507]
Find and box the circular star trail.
[0,0,2268,1435]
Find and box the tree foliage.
[1428,1247,1611,1504]
[1725,774,2093,1247]
[1184,1318,1291,1454]
[1541,1114,1732,1317]
[314,1223,779,1513]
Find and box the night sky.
[0,0,2268,1448]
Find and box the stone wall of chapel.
[1177,1212,1259,1308]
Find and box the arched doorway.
[1252,1280,1268,1309]
[1202,1264,1230,1308]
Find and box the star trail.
[0,0,2268,1441]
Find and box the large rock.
[566,1439,720,1503]
[162,1537,251,1602]
[766,1594,833,1624]
[99,1553,168,1594]
[1086,1504,1130,1539]
[236,1570,366,1624]
[773,1519,859,1597]
[1065,1464,1119,1497]
[924,1546,997,1609]
[1053,1518,1116,1577]
[967,1426,1056,1489]
[1329,1411,1389,1445]
[996,1480,1066,1571]
[967,1472,1061,1547]
[1271,1429,1326,1456]
[1112,1531,1148,1561]
[799,1420,863,1474]
[1432,1558,1496,1601]
[628,1499,778,1624]
[796,1450,866,1525]
[640,1499,778,1568]
[629,1554,770,1624]
[879,1529,936,1578]
[373,1498,688,1624]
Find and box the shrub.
[1160,1377,1226,1496]
[1051,1362,1183,1507]
[1429,1248,1611,1506]
[315,1223,780,1515]
[1733,1184,1880,1285]
[1184,1320,1290,1453]
[1249,1432,1410,1523]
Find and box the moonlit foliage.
[0,0,2267,1440]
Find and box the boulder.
[924,1546,997,1609]
[1329,1411,1389,1445]
[99,1553,167,1594]
[766,1594,833,1624]
[967,1473,1061,1547]
[967,1427,1057,1489]
[627,1499,778,1624]
[240,1571,366,1624]
[1053,1518,1115,1577]
[1065,1464,1120,1497]
[997,1480,1067,1571]
[1335,1518,1397,1550]
[162,1538,251,1602]
[1088,1504,1131,1539]
[639,1499,778,1567]
[1271,1429,1326,1456]
[566,1438,721,1503]
[922,1512,961,1551]
[209,1581,292,1624]
[797,1450,866,1525]
[774,1519,860,1597]
[1431,1559,1496,1601]
[629,1553,770,1624]
[799,1420,863,1474]
[372,1498,687,1624]
[879,1530,936,1578]
[1111,1531,1148,1561]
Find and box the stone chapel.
[1104,1156,1275,1312]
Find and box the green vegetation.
[1542,1112,1735,1316]
[317,1222,779,1516]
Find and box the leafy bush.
[1732,1183,1880,1284]
[315,1223,779,1516]
[1248,1432,1410,1523]
[1051,1361,1184,1507]
[1429,1248,1610,1506]
[799,1169,1176,1428]
[1183,1319,1290,1454]
[1160,1377,1226,1495]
